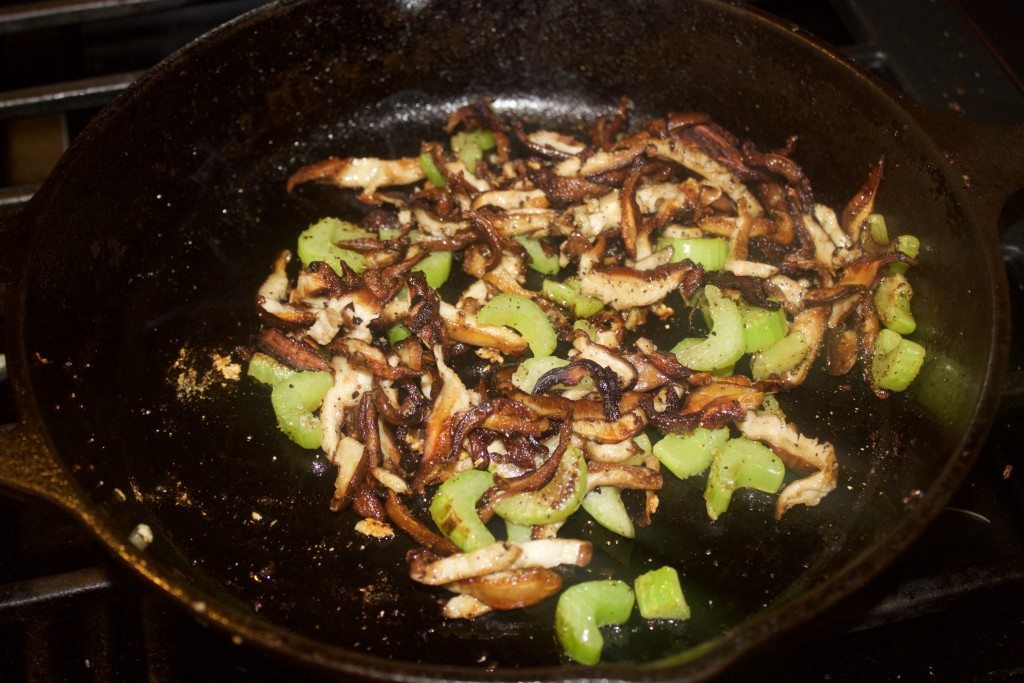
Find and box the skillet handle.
[0,420,81,511]
[909,105,1024,232]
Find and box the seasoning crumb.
[252,511,263,521]
[231,635,243,646]
[129,523,153,550]
[1003,464,1013,480]
[211,352,242,380]
[355,519,395,539]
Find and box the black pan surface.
[0,1,1015,680]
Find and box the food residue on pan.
[170,347,242,400]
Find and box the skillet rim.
[1,0,1010,680]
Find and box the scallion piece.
[653,427,730,479]
[674,285,745,371]
[634,566,690,621]
[412,250,452,289]
[419,152,446,187]
[704,437,785,521]
[554,580,635,665]
[296,217,369,274]
[872,331,926,391]
[477,293,558,356]
[874,273,917,335]
[750,330,809,380]
[270,371,333,449]
[429,469,496,552]
[515,235,560,275]
[656,236,728,271]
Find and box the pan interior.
[13,0,997,671]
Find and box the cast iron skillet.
[1,0,1022,680]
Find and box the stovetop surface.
[1,0,1023,680]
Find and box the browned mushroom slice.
[842,157,884,243]
[586,462,663,491]
[413,346,476,490]
[257,296,319,328]
[442,594,493,619]
[257,250,291,302]
[329,338,420,381]
[737,411,838,518]
[448,568,562,610]
[329,435,368,511]
[511,539,593,568]
[287,156,424,194]
[256,328,329,371]
[582,438,644,463]
[488,209,557,237]
[777,306,830,386]
[409,541,522,585]
[572,408,647,444]
[577,244,703,311]
[440,302,529,356]
[823,326,859,376]
[562,181,700,239]
[389,494,460,556]
[646,136,763,217]
[470,189,549,211]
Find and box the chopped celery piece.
[750,330,809,380]
[634,566,690,620]
[419,153,446,187]
[541,279,603,318]
[413,250,452,289]
[675,285,744,371]
[511,356,570,393]
[492,447,587,525]
[758,393,786,419]
[868,213,889,245]
[430,470,496,552]
[875,273,917,335]
[876,327,902,354]
[582,487,634,538]
[704,437,785,521]
[515,236,560,275]
[555,580,635,665]
[451,130,496,170]
[890,234,920,274]
[653,427,730,479]
[740,304,788,354]
[633,432,653,456]
[297,217,369,274]
[247,352,296,386]
[477,293,557,356]
[873,332,926,392]
[505,520,534,543]
[655,236,728,271]
[270,371,333,449]
[573,319,598,340]
[387,324,412,345]
[672,338,733,376]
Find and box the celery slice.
[419,153,446,187]
[451,130,496,170]
[511,356,570,393]
[247,352,296,386]
[492,447,587,525]
[386,324,412,345]
[634,566,690,620]
[413,250,452,289]
[270,371,333,449]
[555,580,635,665]
[515,236,560,275]
[740,304,788,354]
[430,470,496,552]
[656,236,728,271]
[674,285,744,371]
[633,432,653,456]
[750,330,809,380]
[573,319,598,341]
[581,487,635,538]
[704,437,785,521]
[890,234,921,274]
[872,332,926,391]
[875,273,917,335]
[542,278,603,318]
[868,213,889,245]
[653,427,730,479]
[671,338,734,377]
[504,520,534,543]
[477,293,557,356]
[296,217,369,275]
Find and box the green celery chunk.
[541,278,603,318]
[875,273,917,335]
[492,447,587,525]
[672,338,733,377]
[740,304,788,354]
[633,432,653,456]
[504,520,533,543]
[581,487,635,538]
[247,352,296,386]
[555,580,634,665]
[515,236,560,275]
[430,470,496,552]
[653,427,730,479]
[675,285,744,371]
[750,330,809,380]
[451,129,496,171]
[297,217,369,275]
[477,293,557,356]
[704,437,785,521]
[419,153,446,187]
[868,213,889,245]
[890,234,921,274]
[872,332,926,391]
[270,371,333,449]
[656,236,728,271]
[413,250,453,289]
[573,319,598,341]
[511,356,570,393]
[634,566,690,620]
[386,324,412,345]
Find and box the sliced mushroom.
[287,156,424,194]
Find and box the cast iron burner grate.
[1,0,1022,680]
